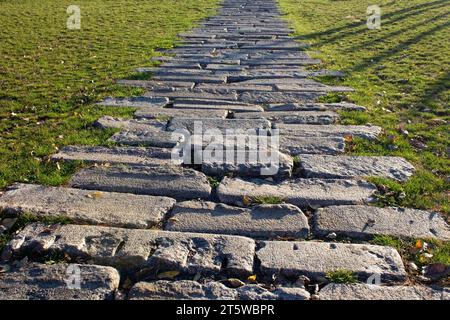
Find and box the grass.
[371,235,449,268]
[278,0,449,215]
[252,195,285,205]
[326,270,358,284]
[0,0,220,189]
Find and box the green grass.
[278,0,449,214]
[252,195,285,205]
[0,0,220,189]
[371,235,449,267]
[326,270,358,284]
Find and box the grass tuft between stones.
[325,269,358,284]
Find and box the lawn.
[0,0,219,188]
[278,0,449,215]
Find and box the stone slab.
[134,108,228,120]
[4,223,255,277]
[166,201,309,239]
[171,103,263,113]
[257,241,407,282]
[0,183,175,229]
[129,281,310,300]
[319,284,449,300]
[69,165,211,200]
[234,111,339,124]
[51,145,179,166]
[279,136,346,155]
[314,205,450,240]
[0,263,119,300]
[267,102,366,112]
[240,91,324,104]
[299,155,415,182]
[109,130,180,149]
[275,124,382,140]
[95,116,166,132]
[217,177,377,208]
[167,118,271,134]
[97,96,169,108]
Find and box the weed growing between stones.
[326,270,358,284]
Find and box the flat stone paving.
[314,205,450,240]
[166,201,309,239]
[1,0,446,301]
[0,183,175,229]
[0,263,120,300]
[129,281,310,300]
[319,284,449,300]
[4,223,255,277]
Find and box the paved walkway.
[0,0,448,300]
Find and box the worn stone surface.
[51,145,180,166]
[167,118,271,134]
[0,263,120,300]
[299,155,415,182]
[95,116,166,132]
[109,130,181,148]
[0,183,175,229]
[275,83,353,92]
[4,223,255,277]
[217,177,377,208]
[319,284,449,300]
[240,91,324,104]
[69,165,211,200]
[275,124,382,140]
[166,201,309,239]
[129,281,310,300]
[144,90,238,101]
[200,147,293,178]
[234,111,339,124]
[97,96,169,108]
[267,102,365,112]
[279,136,346,155]
[172,103,264,113]
[257,241,407,282]
[314,205,450,240]
[134,108,228,119]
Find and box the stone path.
[0,0,448,300]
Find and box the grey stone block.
[4,223,255,277]
[217,177,377,208]
[319,283,449,300]
[299,155,415,182]
[166,201,309,239]
[275,124,382,140]
[69,165,211,200]
[0,263,120,300]
[234,111,339,124]
[0,183,175,229]
[314,205,450,240]
[257,241,407,282]
[51,145,179,166]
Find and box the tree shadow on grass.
[299,0,449,40]
[298,0,450,49]
[346,20,450,74]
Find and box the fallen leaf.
[88,191,104,199]
[247,274,257,282]
[242,195,252,206]
[415,239,423,250]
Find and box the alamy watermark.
[170,122,281,176]
[367,5,381,30]
[67,5,81,30]
[65,264,81,290]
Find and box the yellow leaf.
[89,191,104,199]
[247,274,257,282]
[157,271,180,279]
[415,239,423,250]
[243,195,252,206]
